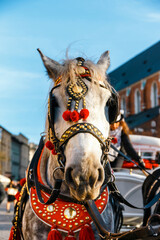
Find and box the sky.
[0,0,160,144]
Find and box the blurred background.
[0,0,160,180]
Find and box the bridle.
[27,62,115,205]
[48,86,112,171]
[26,62,160,239]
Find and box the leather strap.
[27,137,62,205]
[85,200,160,239]
[108,180,160,210]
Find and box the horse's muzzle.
[65,165,104,201]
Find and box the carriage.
[9,49,160,240]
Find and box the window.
[134,89,141,114]
[151,82,158,107]
[120,97,126,117]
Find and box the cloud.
[146,12,160,22]
[0,67,41,80]
[0,67,42,94]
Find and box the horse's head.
[38,49,118,201]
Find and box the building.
[109,41,160,137]
[0,126,30,180]
[11,134,29,180]
[29,142,38,162]
[0,126,12,177]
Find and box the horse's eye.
[105,93,119,124]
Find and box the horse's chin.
[69,187,100,202]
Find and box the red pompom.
[80,109,89,120]
[70,111,80,122]
[51,148,57,155]
[46,141,55,150]
[64,231,76,240]
[111,137,118,144]
[20,178,26,186]
[47,226,62,240]
[15,192,20,201]
[79,224,95,240]
[62,110,71,121]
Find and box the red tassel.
[47,225,62,240]
[70,111,80,122]
[15,192,20,201]
[20,178,26,186]
[80,109,89,120]
[64,231,76,240]
[111,137,118,144]
[46,141,55,150]
[79,224,95,240]
[62,110,71,121]
[51,148,57,155]
[8,226,21,240]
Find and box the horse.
[18,50,121,240]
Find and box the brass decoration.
[64,207,77,219]
[47,205,55,212]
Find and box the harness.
[10,58,160,240]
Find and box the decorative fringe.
[79,224,95,240]
[46,141,55,150]
[63,109,89,122]
[45,141,57,155]
[20,178,26,187]
[111,137,118,144]
[80,109,89,120]
[47,226,62,240]
[15,192,20,201]
[70,111,80,122]
[64,231,76,240]
[62,110,71,121]
[8,226,21,240]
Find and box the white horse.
[22,50,119,240]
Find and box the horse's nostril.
[89,176,95,187]
[98,168,103,182]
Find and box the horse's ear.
[97,51,110,72]
[37,48,63,81]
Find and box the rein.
[26,60,160,239]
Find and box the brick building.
[109,41,160,137]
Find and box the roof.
[108,41,160,91]
[126,106,160,129]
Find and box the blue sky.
[0,0,160,143]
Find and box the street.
[0,197,14,240]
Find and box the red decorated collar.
[30,187,108,233]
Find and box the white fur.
[22,51,115,240]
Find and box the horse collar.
[30,186,109,233]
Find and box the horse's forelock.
[57,58,113,97]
